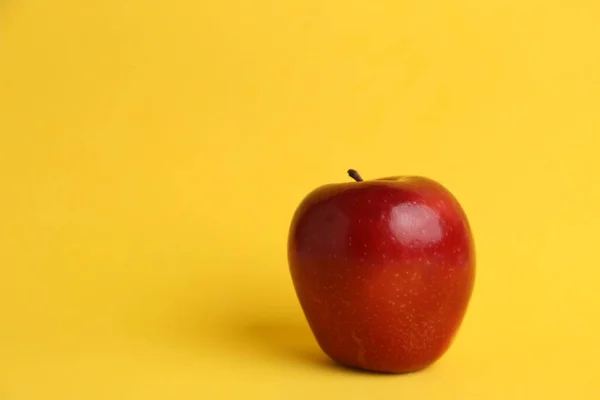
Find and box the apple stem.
[348,169,363,182]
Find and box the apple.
[287,169,475,373]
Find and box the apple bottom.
[311,326,458,374]
[292,265,473,374]
[304,311,464,374]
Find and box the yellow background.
[1,0,599,398]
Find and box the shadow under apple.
[229,317,334,368]
[129,285,412,376]
[122,253,407,376]
[233,318,409,376]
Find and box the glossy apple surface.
[287,171,475,373]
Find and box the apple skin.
[287,174,475,373]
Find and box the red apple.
[287,169,475,373]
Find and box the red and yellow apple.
[287,170,475,373]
